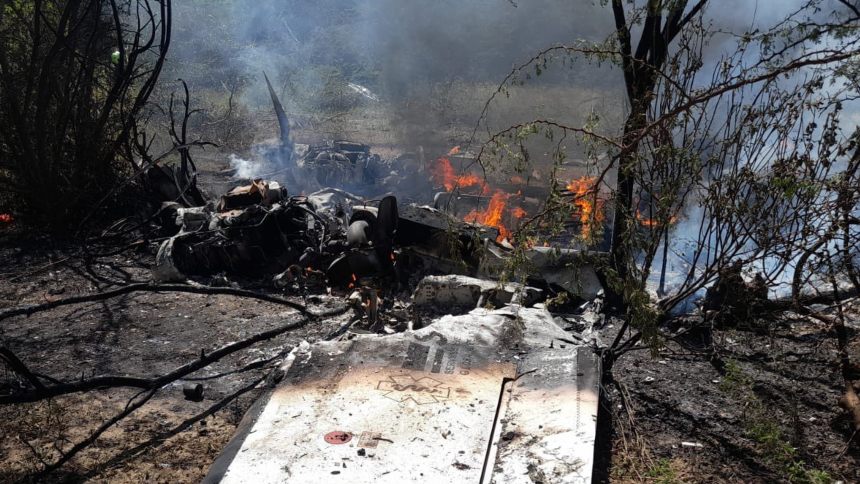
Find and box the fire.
[636,210,678,227]
[464,190,511,242]
[566,176,603,239]
[429,147,609,242]
[0,213,12,224]
[431,155,487,192]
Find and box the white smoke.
[228,154,265,179]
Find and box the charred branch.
[82,374,268,479]
[0,318,309,405]
[0,282,349,324]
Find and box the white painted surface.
[212,307,601,484]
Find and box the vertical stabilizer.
[263,72,293,153]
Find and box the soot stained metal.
[204,306,601,484]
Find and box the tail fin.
[263,72,292,151]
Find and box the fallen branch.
[0,282,344,323]
[35,388,160,478]
[83,374,267,478]
[0,317,309,405]
[183,352,284,381]
[0,346,45,391]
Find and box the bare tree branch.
[0,317,310,405]
[0,282,349,324]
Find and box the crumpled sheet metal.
[153,186,344,283]
[205,306,601,484]
[411,274,543,310]
[217,179,287,212]
[479,245,605,301]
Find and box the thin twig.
[0,282,347,323]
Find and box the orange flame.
[512,207,527,219]
[566,176,603,239]
[447,146,461,156]
[636,210,678,227]
[431,155,487,192]
[0,213,12,224]
[464,190,511,242]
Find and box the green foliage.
[718,359,833,483]
[645,458,681,484]
[719,359,753,393]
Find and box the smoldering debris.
[228,154,266,180]
[141,68,614,350]
[152,180,603,304]
[222,77,428,199]
[147,72,608,338]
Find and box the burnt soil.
[1,162,859,482]
[0,233,349,483]
[604,308,860,483]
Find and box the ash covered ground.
[1,153,858,482]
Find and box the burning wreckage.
[153,184,603,302]
[150,82,606,483]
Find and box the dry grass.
[0,390,243,483]
[609,381,699,484]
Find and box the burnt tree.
[607,0,706,309]
[0,0,171,228]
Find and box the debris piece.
[205,307,600,483]
[217,179,286,211]
[324,431,353,445]
[411,274,543,311]
[479,245,605,301]
[183,383,204,402]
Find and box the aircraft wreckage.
[146,75,607,483]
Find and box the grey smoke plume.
[166,1,617,119]
[164,0,825,142]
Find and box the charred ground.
[0,158,858,482]
[3,1,860,482]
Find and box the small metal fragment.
[183,383,204,402]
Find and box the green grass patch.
[718,359,832,483]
